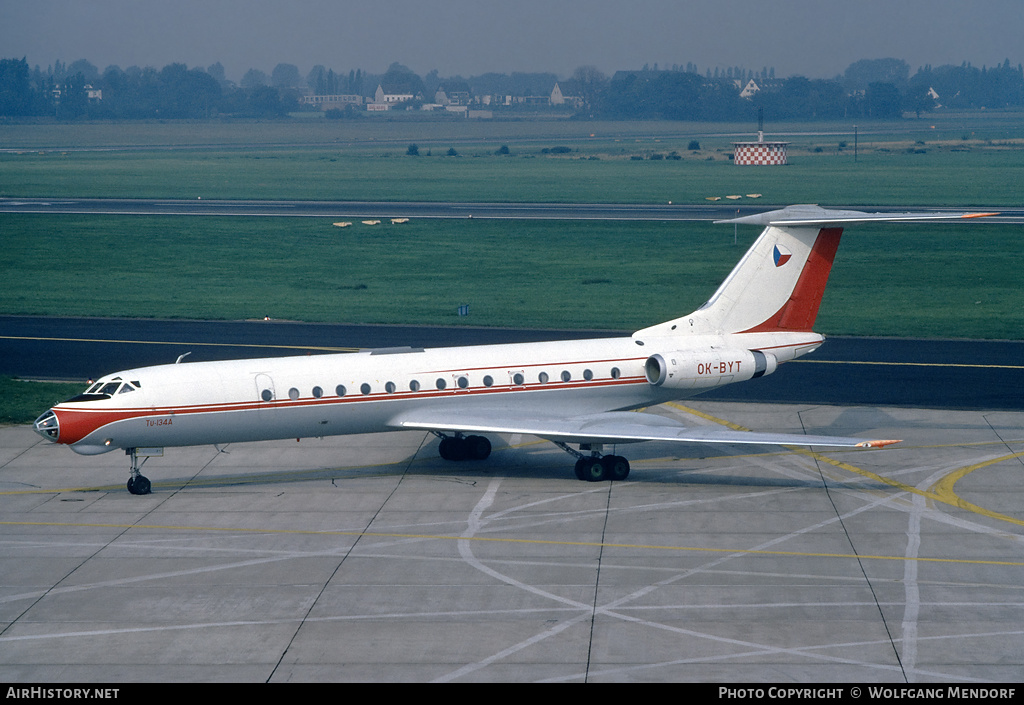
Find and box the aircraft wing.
[390,409,899,449]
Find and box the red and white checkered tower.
[734,109,788,165]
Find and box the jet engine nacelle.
[645,348,777,390]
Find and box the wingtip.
[961,212,1000,219]
[856,439,902,449]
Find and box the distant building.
[302,94,363,110]
[737,77,785,99]
[434,81,471,106]
[550,82,582,108]
[374,84,413,104]
[477,94,512,107]
[517,94,550,106]
[50,85,103,103]
[372,74,424,108]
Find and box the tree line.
[0,58,293,119]
[1,56,1022,121]
[592,58,1024,120]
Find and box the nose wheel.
[126,449,152,495]
[127,475,151,495]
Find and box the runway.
[2,197,1021,223]
[1,402,1022,682]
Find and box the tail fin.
[687,221,841,335]
[635,205,997,338]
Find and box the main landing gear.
[574,454,630,482]
[434,433,630,482]
[125,448,152,495]
[435,433,492,461]
[558,443,630,482]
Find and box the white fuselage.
[45,330,822,455]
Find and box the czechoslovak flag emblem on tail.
[773,244,792,267]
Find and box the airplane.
[33,205,995,495]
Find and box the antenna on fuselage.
[175,352,192,364]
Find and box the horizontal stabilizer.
[714,205,998,227]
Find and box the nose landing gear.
[126,449,152,495]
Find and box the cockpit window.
[63,377,133,404]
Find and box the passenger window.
[457,376,469,389]
[261,389,273,402]
[583,369,593,381]
[409,380,421,392]
[436,378,447,390]
[385,381,396,393]
[483,375,493,387]
[360,383,372,395]
[288,388,300,400]
[336,384,347,397]
[611,367,621,379]
[561,371,571,382]
[512,373,524,385]
[312,386,323,398]
[538,372,549,383]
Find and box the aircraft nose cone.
[34,409,59,442]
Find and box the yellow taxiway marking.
[1,518,1023,568]
[928,453,1024,519]
[0,335,358,354]
[792,447,1024,527]
[669,402,1024,527]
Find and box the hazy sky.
[3,0,1022,81]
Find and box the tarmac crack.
[800,408,908,681]
[266,431,431,682]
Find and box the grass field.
[3,112,1024,149]
[2,214,1020,338]
[0,377,83,425]
[1,115,1021,338]
[4,145,1024,206]
[3,115,1024,205]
